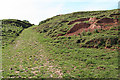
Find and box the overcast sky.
[0,0,119,25]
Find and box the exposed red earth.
[67,23,91,34]
[63,17,118,36]
[68,18,89,25]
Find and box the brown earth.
[109,13,120,17]
[64,17,118,36]
[89,17,99,23]
[96,18,115,23]
[56,33,64,37]
[66,23,91,34]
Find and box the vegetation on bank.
[2,9,120,78]
[1,19,33,48]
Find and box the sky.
[0,0,119,25]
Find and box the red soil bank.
[96,18,115,23]
[63,17,118,36]
[66,23,91,34]
[88,24,101,30]
[89,17,97,22]
[56,33,64,37]
[109,13,120,17]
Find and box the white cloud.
[0,0,36,23]
[0,0,63,24]
[0,0,119,24]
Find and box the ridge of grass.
[1,19,33,48]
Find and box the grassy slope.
[35,9,119,49]
[37,9,119,37]
[3,25,118,78]
[33,9,119,78]
[2,9,119,78]
[3,26,63,78]
[2,19,33,48]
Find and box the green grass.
[2,9,119,78]
[1,19,33,48]
[2,26,64,78]
[2,25,119,78]
[37,9,119,37]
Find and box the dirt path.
[11,26,63,78]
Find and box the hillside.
[1,19,33,48]
[2,9,120,79]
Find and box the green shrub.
[86,31,92,35]
[93,29,99,33]
[81,30,86,36]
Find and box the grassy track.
[2,26,63,78]
[2,26,118,78]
